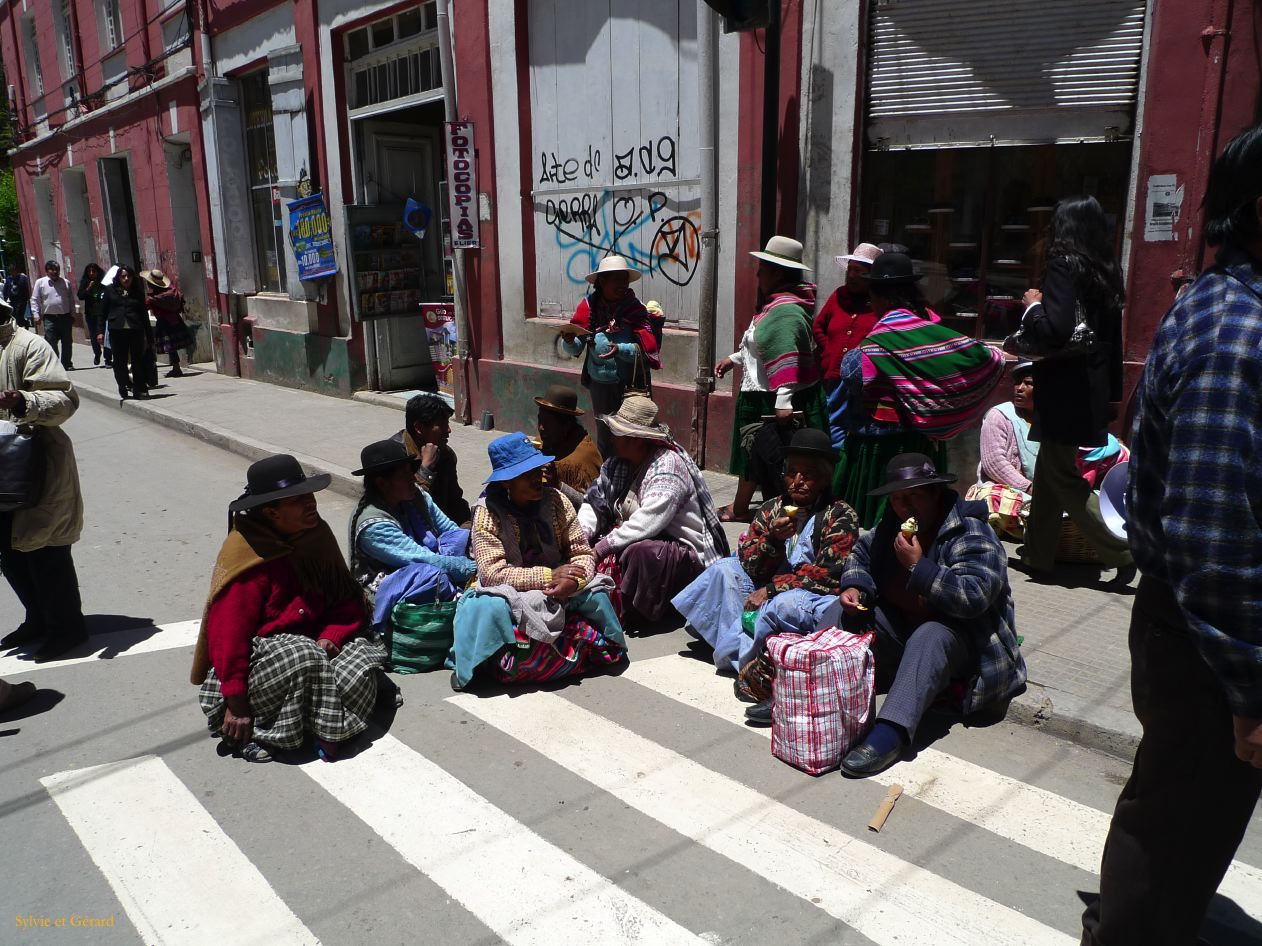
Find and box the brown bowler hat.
[534,384,584,417]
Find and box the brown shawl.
[189,514,364,685]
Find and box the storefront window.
[241,72,286,293]
[858,142,1132,341]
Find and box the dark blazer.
[1022,255,1123,447]
[102,284,150,332]
[77,274,108,321]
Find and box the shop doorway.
[352,104,447,390]
[163,137,211,360]
[60,169,96,277]
[98,156,140,269]
[31,176,61,269]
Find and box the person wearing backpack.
[142,269,195,378]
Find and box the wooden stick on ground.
[867,783,903,832]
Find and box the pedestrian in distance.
[30,259,76,371]
[1014,195,1133,579]
[1080,124,1262,946]
[77,263,109,368]
[559,255,662,456]
[393,391,471,527]
[715,235,829,522]
[0,295,88,663]
[101,266,152,400]
[813,242,882,400]
[141,268,194,378]
[3,263,31,328]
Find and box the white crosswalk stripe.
[0,620,200,677]
[621,653,1262,917]
[297,732,710,946]
[451,690,1078,946]
[41,756,319,946]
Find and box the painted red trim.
[776,0,804,235]
[223,55,268,79]
[515,0,537,325]
[847,1,871,247]
[731,31,766,368]
[204,0,289,38]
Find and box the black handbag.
[0,425,45,511]
[1002,297,1097,361]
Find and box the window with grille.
[241,72,286,292]
[23,17,43,97]
[101,0,124,51]
[344,3,441,113]
[56,1,77,79]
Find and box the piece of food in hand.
[900,516,919,540]
[782,504,800,516]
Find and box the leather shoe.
[32,633,90,663]
[744,697,773,725]
[840,739,903,778]
[0,622,44,648]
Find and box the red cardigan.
[812,286,877,382]
[206,558,366,700]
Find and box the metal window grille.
[24,18,43,96]
[57,1,77,78]
[103,0,123,51]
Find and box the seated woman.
[349,439,475,627]
[578,394,729,628]
[966,360,1038,538]
[451,433,626,688]
[836,454,1027,778]
[672,428,860,680]
[192,454,386,763]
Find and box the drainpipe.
[690,1,720,466]
[436,0,472,425]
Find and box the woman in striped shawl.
[714,236,830,522]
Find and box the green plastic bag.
[741,609,759,638]
[388,599,457,674]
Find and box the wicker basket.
[1056,518,1103,564]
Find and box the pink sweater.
[977,406,1034,493]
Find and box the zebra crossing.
[23,638,1262,945]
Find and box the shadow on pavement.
[1075,890,1262,945]
[0,688,65,726]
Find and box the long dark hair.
[113,266,146,301]
[870,282,930,320]
[1204,123,1262,248]
[80,262,103,282]
[1048,196,1125,307]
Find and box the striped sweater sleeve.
[471,506,553,591]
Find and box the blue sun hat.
[484,432,555,484]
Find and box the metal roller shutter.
[866,0,1147,149]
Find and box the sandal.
[717,504,754,524]
[239,742,273,763]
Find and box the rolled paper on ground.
[868,783,903,832]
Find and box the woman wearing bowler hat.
[349,438,475,623]
[535,383,603,494]
[834,453,1026,777]
[191,454,386,763]
[450,433,626,689]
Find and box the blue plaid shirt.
[1128,246,1262,717]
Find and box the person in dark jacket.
[142,269,194,378]
[4,264,31,328]
[77,263,109,367]
[836,454,1026,778]
[1016,196,1132,576]
[102,266,151,399]
[391,391,470,526]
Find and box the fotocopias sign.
[445,122,479,250]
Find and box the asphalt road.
[2,396,1260,946]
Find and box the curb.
[74,382,363,499]
[76,374,1143,762]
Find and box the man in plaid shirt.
[1083,126,1262,946]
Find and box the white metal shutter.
[866,0,1147,149]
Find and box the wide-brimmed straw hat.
[600,393,672,442]
[229,454,331,514]
[484,433,555,484]
[750,235,811,271]
[867,453,957,497]
[834,242,883,268]
[585,255,642,285]
[784,428,838,462]
[353,439,421,477]
[534,384,585,417]
[140,268,172,290]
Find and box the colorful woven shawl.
[859,309,1006,440]
[752,284,819,390]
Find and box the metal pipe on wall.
[436,0,473,424]
[690,1,721,466]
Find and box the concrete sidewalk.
[67,342,1141,758]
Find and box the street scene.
[1,1,1261,945]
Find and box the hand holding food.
[900,516,919,541]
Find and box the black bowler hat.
[865,252,921,287]
[352,439,421,477]
[784,427,838,462]
[867,453,957,497]
[229,454,331,514]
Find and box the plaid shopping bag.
[767,627,875,775]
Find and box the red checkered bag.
[766,627,875,775]
[595,553,623,619]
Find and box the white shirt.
[728,317,801,409]
[31,276,74,319]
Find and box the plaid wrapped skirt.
[199,633,387,749]
[154,316,195,354]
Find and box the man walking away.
[1082,125,1262,945]
[0,295,88,662]
[4,264,31,328]
[31,260,76,371]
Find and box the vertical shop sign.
[445,122,480,249]
[288,193,338,279]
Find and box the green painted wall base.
[248,326,366,398]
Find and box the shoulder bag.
[0,423,45,511]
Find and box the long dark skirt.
[199,633,386,749]
[834,430,948,528]
[729,385,829,481]
[604,539,702,625]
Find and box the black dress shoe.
[744,697,773,725]
[0,622,44,648]
[840,739,904,778]
[32,633,90,662]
